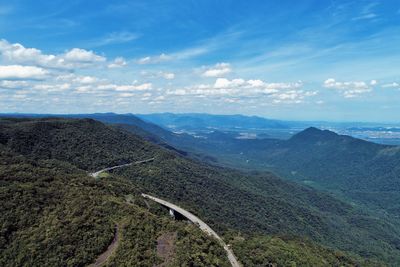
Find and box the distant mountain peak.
[290,127,338,142]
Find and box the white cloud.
[33,83,71,92]
[352,13,377,21]
[202,63,232,77]
[0,40,60,68]
[323,78,375,98]
[0,80,29,89]
[214,78,245,88]
[166,89,186,96]
[141,70,175,80]
[382,82,399,88]
[73,75,98,84]
[154,95,165,101]
[108,57,127,68]
[0,65,48,80]
[166,77,310,104]
[161,72,175,80]
[352,2,379,21]
[119,93,135,97]
[95,31,138,47]
[98,82,152,92]
[64,48,105,63]
[137,53,171,64]
[0,39,106,69]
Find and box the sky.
[0,0,399,122]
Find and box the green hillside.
[123,119,400,219]
[0,149,229,266]
[176,126,400,217]
[0,118,397,265]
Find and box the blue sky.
[0,0,399,122]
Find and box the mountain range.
[2,113,400,265]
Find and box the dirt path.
[155,232,177,267]
[88,225,120,267]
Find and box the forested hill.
[0,146,231,266]
[0,117,157,171]
[218,127,400,216]
[115,118,400,219]
[273,127,400,193]
[1,117,400,265]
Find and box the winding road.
[142,194,241,267]
[90,158,155,178]
[89,158,240,266]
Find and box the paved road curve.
[90,158,155,178]
[142,194,241,267]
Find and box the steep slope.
[206,127,400,216]
[0,149,229,266]
[266,128,400,216]
[134,122,400,218]
[0,117,156,171]
[1,118,400,264]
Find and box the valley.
[0,116,392,266]
[2,1,399,265]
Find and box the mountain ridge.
[1,117,399,265]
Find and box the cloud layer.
[323,78,376,98]
[0,38,398,118]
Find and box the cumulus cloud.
[166,77,311,103]
[108,57,127,68]
[214,78,244,88]
[0,65,48,80]
[0,39,106,69]
[0,40,61,68]
[63,48,105,63]
[202,63,232,77]
[323,78,375,98]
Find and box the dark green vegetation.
[104,114,400,219]
[154,125,400,218]
[0,117,157,171]
[0,141,229,266]
[0,117,398,266]
[228,234,381,267]
[77,114,400,218]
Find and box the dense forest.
[0,117,398,266]
[109,115,400,220]
[0,148,230,266]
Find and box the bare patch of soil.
[89,225,120,267]
[155,232,177,267]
